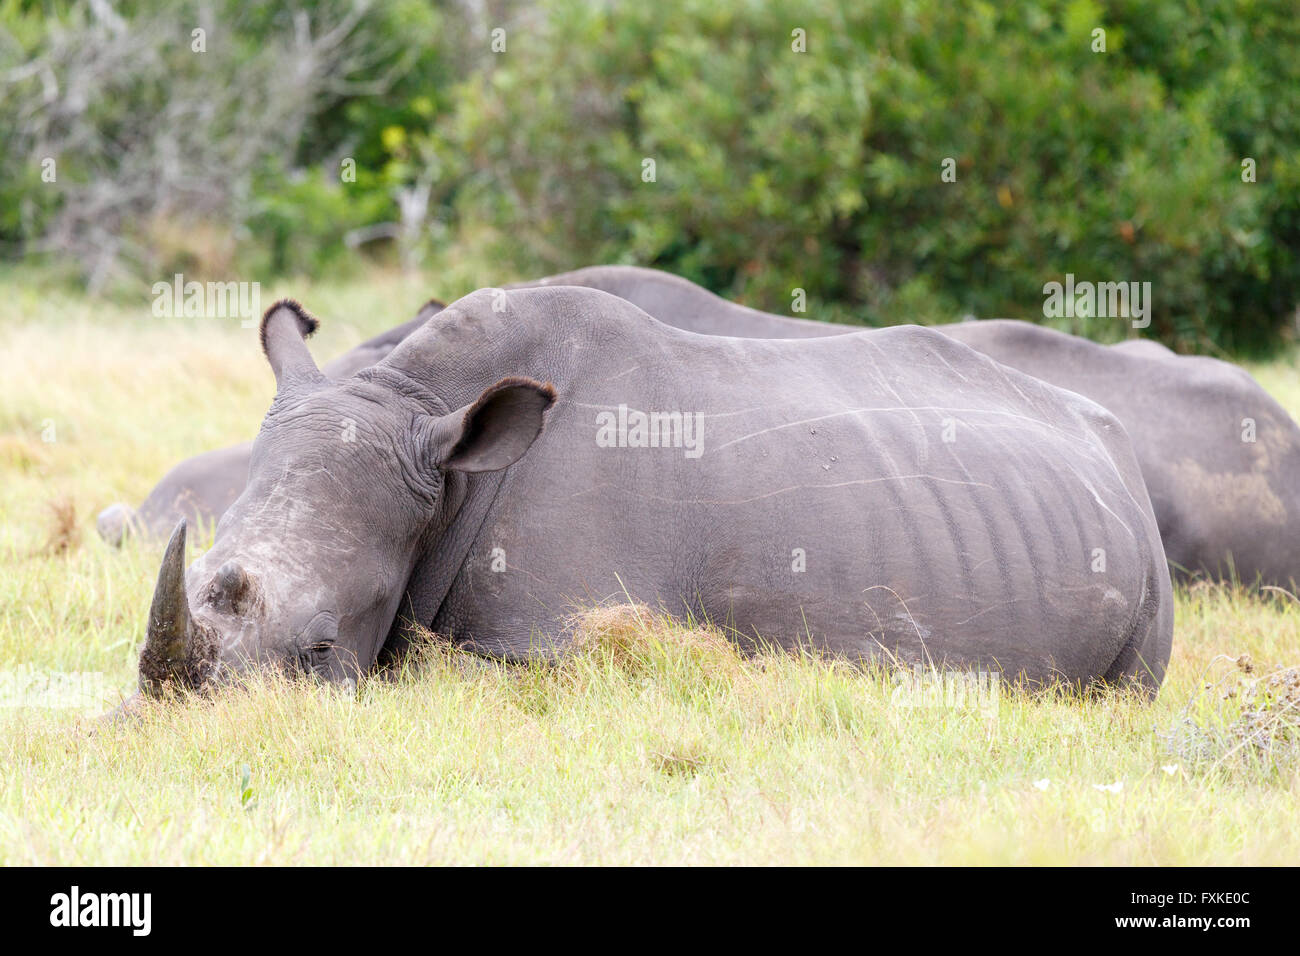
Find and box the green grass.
[1,269,1298,865]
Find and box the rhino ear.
[260,299,324,390]
[416,298,446,321]
[429,377,556,474]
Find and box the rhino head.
[138,299,554,696]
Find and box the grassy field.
[1,269,1298,865]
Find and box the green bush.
[3,0,1298,352]
[0,0,441,288]
[432,0,1284,351]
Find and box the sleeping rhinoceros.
[134,290,1171,701]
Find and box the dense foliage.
[1,0,1296,351]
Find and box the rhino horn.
[140,520,195,694]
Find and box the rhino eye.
[300,639,334,673]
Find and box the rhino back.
[518,265,845,338]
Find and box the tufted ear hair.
[426,377,557,473]
[260,299,324,391]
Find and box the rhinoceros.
[135,289,1172,702]
[526,267,1300,587]
[95,300,444,546]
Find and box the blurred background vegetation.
[1,0,1297,353]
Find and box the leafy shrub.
[3,0,1299,352]
[0,0,439,289]
[434,0,1280,350]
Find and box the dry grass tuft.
[39,496,81,556]
[648,739,715,778]
[1161,653,1300,775]
[1230,661,1300,752]
[568,603,744,679]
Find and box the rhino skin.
[95,301,443,545]
[96,443,253,547]
[136,288,1172,701]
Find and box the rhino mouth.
[138,520,221,695]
